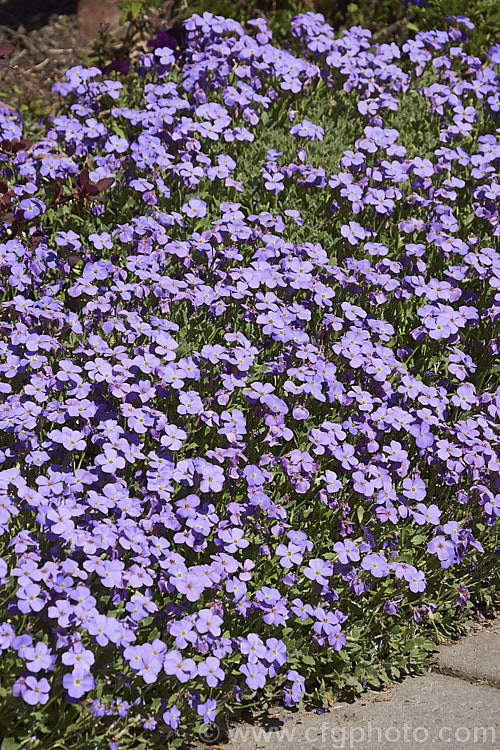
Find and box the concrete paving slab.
[200,674,499,750]
[434,626,500,686]
[193,621,500,750]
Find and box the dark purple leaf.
[0,43,14,58]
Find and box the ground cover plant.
[114,0,500,58]
[0,9,499,749]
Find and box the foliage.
[343,0,407,31]
[0,8,498,750]
[106,0,500,69]
[117,0,316,44]
[411,0,500,56]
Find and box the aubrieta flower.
[22,676,50,705]
[197,697,217,724]
[163,704,181,731]
[240,662,267,690]
[0,7,497,743]
[63,670,95,699]
[361,553,390,578]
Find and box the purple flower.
[182,198,207,217]
[198,657,225,687]
[361,553,390,578]
[87,614,114,646]
[0,13,496,734]
[62,646,95,671]
[411,157,434,178]
[240,662,267,690]
[163,704,181,731]
[265,638,287,673]
[22,676,50,705]
[19,198,44,219]
[63,670,95,699]
[263,171,284,194]
[276,542,303,568]
[408,570,426,593]
[290,120,324,140]
[413,503,441,525]
[303,558,333,585]
[195,609,223,637]
[243,464,265,486]
[143,716,157,731]
[25,642,53,672]
[286,669,305,703]
[199,463,225,493]
[239,633,267,662]
[427,536,456,566]
[137,648,162,684]
[163,651,197,683]
[225,577,247,601]
[197,697,217,724]
[334,540,360,564]
[13,634,32,657]
[402,476,426,502]
[341,221,367,245]
[17,584,44,613]
[161,425,187,451]
[451,384,477,410]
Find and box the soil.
[0,0,171,116]
[0,0,92,113]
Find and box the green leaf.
[345,674,361,687]
[301,653,316,666]
[411,534,426,545]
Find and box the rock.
[77,0,122,41]
[434,626,500,686]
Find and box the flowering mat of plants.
[0,9,499,749]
